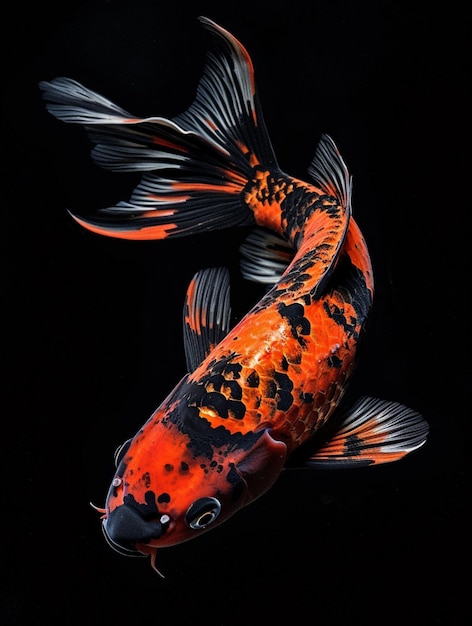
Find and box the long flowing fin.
[39,17,278,240]
[183,267,232,372]
[239,227,295,284]
[300,397,429,469]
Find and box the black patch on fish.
[323,300,357,336]
[157,492,171,503]
[328,355,343,368]
[200,390,246,420]
[180,414,262,459]
[168,377,265,460]
[323,254,372,336]
[202,354,242,380]
[320,197,342,217]
[274,371,293,392]
[123,490,159,517]
[246,369,260,387]
[277,302,311,346]
[300,391,314,403]
[201,391,230,417]
[280,181,335,237]
[222,362,242,379]
[227,400,246,419]
[273,371,294,411]
[276,390,293,411]
[206,373,225,391]
[223,380,243,400]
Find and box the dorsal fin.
[308,134,352,210]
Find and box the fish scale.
[185,219,371,447]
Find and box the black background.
[4,1,469,624]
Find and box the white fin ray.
[305,396,429,468]
[183,267,232,371]
[308,134,352,209]
[239,228,295,284]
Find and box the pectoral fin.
[236,430,287,502]
[182,267,232,372]
[299,396,429,469]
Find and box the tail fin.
[39,17,278,240]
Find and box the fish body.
[40,17,428,572]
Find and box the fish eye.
[113,438,133,467]
[185,497,222,530]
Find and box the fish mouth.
[102,503,170,557]
[101,521,144,557]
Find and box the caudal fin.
[39,17,278,240]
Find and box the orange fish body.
[40,17,428,573]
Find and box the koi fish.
[40,16,429,575]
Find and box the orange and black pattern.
[40,17,428,574]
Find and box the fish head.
[100,394,287,571]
